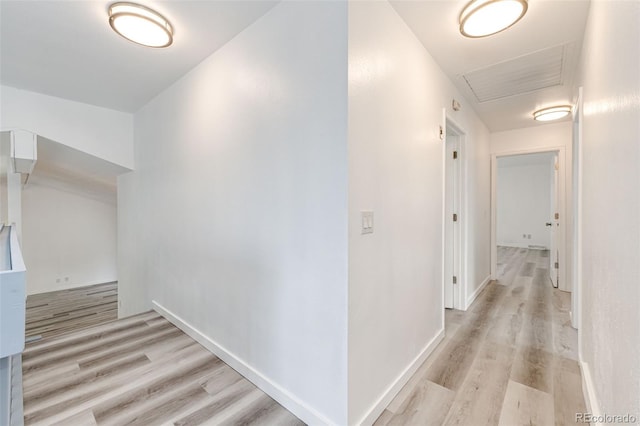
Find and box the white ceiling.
[390,0,590,131]
[0,0,278,112]
[34,136,130,189]
[0,0,590,131]
[0,131,127,201]
[13,131,127,198]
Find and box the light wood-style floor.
[375,246,586,426]
[22,286,304,425]
[25,282,118,340]
[23,247,584,425]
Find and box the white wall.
[21,174,117,295]
[348,2,491,423]
[465,114,492,307]
[0,133,9,223]
[576,0,640,418]
[491,121,572,154]
[118,2,348,424]
[497,162,551,248]
[0,85,134,169]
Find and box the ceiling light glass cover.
[533,105,572,121]
[109,2,173,48]
[460,0,528,38]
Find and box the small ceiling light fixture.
[460,0,528,38]
[533,105,572,122]
[109,2,173,48]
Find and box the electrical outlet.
[527,234,531,239]
[522,234,526,238]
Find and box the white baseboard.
[465,275,491,310]
[497,242,530,249]
[355,329,445,426]
[152,301,333,426]
[497,243,549,250]
[580,360,601,419]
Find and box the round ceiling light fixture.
[459,0,528,38]
[109,2,173,48]
[533,105,572,122]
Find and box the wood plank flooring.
[375,247,586,426]
[26,282,118,340]
[22,309,304,425]
[23,247,585,425]
[22,282,303,425]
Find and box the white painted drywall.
[576,0,640,418]
[21,174,117,295]
[118,2,348,424]
[497,160,552,249]
[0,132,8,223]
[0,85,134,169]
[348,2,491,423]
[465,118,492,308]
[491,121,572,154]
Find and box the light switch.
[361,211,374,234]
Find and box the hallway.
[375,247,586,425]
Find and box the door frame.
[442,110,467,310]
[490,146,567,291]
[549,152,559,288]
[571,88,583,332]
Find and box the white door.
[549,154,559,288]
[444,131,459,308]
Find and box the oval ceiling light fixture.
[109,2,173,48]
[533,105,572,122]
[460,0,528,38]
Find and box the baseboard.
[355,329,445,426]
[152,301,333,426]
[9,354,23,426]
[27,279,117,296]
[580,360,601,419]
[497,242,530,249]
[497,243,548,250]
[465,275,491,310]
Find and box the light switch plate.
[361,211,374,234]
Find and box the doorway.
[491,147,567,290]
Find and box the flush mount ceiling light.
[109,2,173,48]
[460,0,528,38]
[533,105,572,121]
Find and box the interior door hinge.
[453,276,457,284]
[453,213,458,222]
[555,212,559,220]
[554,262,559,269]
[453,150,458,159]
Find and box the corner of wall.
[351,329,445,426]
[465,274,491,310]
[580,360,601,418]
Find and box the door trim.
[442,110,467,311]
[571,87,583,333]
